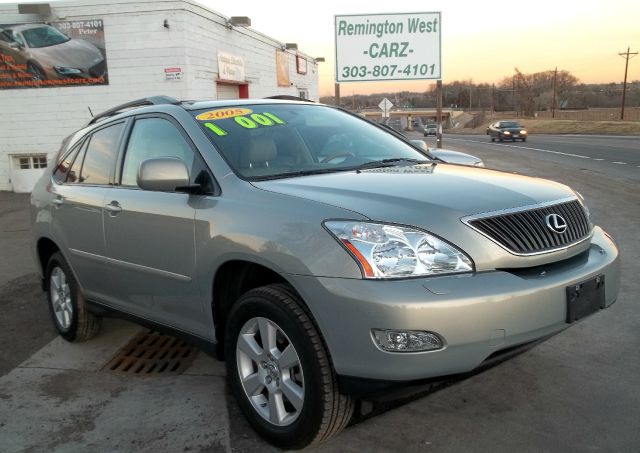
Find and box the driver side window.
[121,117,195,187]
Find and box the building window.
[298,89,309,100]
[13,155,48,169]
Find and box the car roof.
[9,24,52,32]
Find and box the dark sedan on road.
[487,121,528,142]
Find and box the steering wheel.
[321,152,356,163]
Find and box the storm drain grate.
[101,329,198,375]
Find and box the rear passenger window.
[77,123,124,185]
[121,118,194,187]
[67,141,87,183]
[53,141,82,183]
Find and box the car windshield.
[500,122,522,128]
[21,26,70,48]
[193,103,431,180]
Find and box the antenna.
[88,106,94,117]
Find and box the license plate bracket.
[566,275,605,323]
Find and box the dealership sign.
[0,19,108,89]
[334,12,441,82]
[217,51,245,83]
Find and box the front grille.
[467,199,591,255]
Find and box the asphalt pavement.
[1,132,639,452]
[430,133,640,182]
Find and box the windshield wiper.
[251,167,348,181]
[352,158,429,171]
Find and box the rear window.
[192,104,428,180]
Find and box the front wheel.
[522,137,527,142]
[27,62,46,81]
[225,284,353,449]
[46,252,101,342]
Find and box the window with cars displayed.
[121,117,195,187]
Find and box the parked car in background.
[424,123,437,136]
[31,97,619,449]
[487,121,528,142]
[0,24,105,81]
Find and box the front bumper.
[289,226,619,383]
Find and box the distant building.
[0,0,319,192]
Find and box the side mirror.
[9,42,22,49]
[409,139,428,152]
[137,157,189,192]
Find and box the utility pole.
[512,75,516,113]
[551,67,558,118]
[334,83,340,107]
[619,47,638,120]
[491,84,495,114]
[436,80,443,148]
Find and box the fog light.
[371,329,443,353]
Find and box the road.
[1,132,639,452]
[417,133,640,182]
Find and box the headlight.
[520,130,527,134]
[503,131,511,135]
[324,221,474,278]
[54,66,82,75]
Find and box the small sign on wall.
[296,55,307,75]
[217,51,245,82]
[164,67,183,81]
[276,50,290,87]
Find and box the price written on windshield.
[335,12,441,82]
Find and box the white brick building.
[0,0,320,192]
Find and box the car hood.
[29,39,103,70]
[252,164,580,269]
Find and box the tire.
[490,135,495,142]
[46,252,101,342]
[499,136,504,142]
[522,137,527,142]
[225,284,354,449]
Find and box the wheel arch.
[212,259,309,358]
[36,237,60,277]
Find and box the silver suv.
[31,97,620,449]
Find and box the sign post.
[378,97,393,118]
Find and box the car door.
[102,115,207,333]
[50,121,126,302]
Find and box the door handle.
[104,201,123,215]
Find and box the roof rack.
[87,96,180,126]
[263,95,314,103]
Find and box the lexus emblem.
[545,214,568,234]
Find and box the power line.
[619,46,638,120]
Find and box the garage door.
[217,83,239,100]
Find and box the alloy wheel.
[50,266,73,329]
[236,316,305,426]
